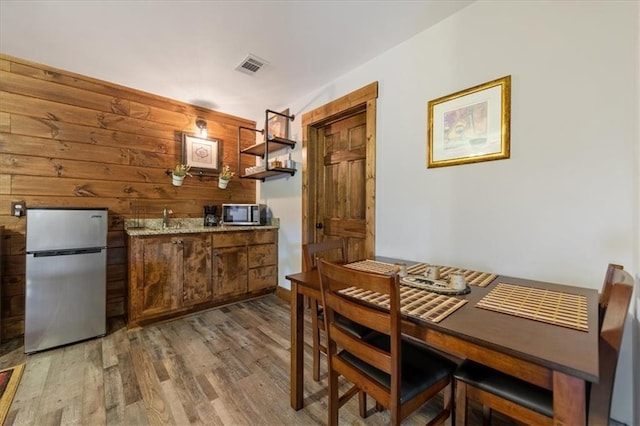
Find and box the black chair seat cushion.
[318,310,372,339]
[455,359,553,418]
[339,334,455,404]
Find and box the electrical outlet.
[11,200,25,217]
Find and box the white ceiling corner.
[0,0,474,120]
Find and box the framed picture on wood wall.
[427,75,511,168]
[266,109,289,140]
[182,134,221,174]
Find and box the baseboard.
[275,286,290,302]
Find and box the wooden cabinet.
[128,233,211,326]
[212,228,278,296]
[128,228,277,327]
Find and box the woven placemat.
[344,260,397,274]
[340,286,467,323]
[476,282,588,332]
[406,263,496,287]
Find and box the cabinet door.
[248,265,277,292]
[136,236,181,318]
[248,243,277,291]
[212,246,248,298]
[248,243,277,269]
[180,235,212,306]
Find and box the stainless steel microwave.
[221,204,267,226]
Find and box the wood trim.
[275,285,291,302]
[301,82,378,125]
[301,82,378,258]
[364,98,376,258]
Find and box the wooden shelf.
[240,137,296,157]
[238,109,296,181]
[240,167,296,181]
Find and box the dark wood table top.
[286,258,600,383]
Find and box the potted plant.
[171,164,191,186]
[218,164,234,189]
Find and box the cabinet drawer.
[212,232,252,248]
[248,243,277,268]
[212,229,277,248]
[248,265,277,292]
[252,229,277,244]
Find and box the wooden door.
[315,112,367,261]
[302,82,378,262]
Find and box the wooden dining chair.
[317,259,456,425]
[453,272,633,426]
[302,239,352,382]
[599,263,623,319]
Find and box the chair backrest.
[588,274,633,426]
[302,239,347,272]
[317,259,402,403]
[599,263,623,312]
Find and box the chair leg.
[391,405,400,426]
[426,383,453,426]
[482,405,492,426]
[328,369,340,426]
[444,382,454,426]
[359,391,367,418]
[310,300,322,381]
[455,381,467,426]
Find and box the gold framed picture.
[427,75,511,168]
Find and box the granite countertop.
[125,218,279,236]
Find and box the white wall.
[260,1,639,423]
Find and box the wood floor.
[0,295,519,425]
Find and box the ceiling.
[0,1,473,120]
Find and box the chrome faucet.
[162,207,173,228]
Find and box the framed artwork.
[182,133,221,174]
[267,108,289,140]
[427,75,511,168]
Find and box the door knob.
[315,223,323,229]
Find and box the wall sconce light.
[196,118,207,138]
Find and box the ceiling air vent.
[235,54,268,75]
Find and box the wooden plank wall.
[0,53,258,341]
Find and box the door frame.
[301,82,378,258]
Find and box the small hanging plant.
[218,165,234,189]
[172,164,192,177]
[219,164,234,180]
[171,164,191,186]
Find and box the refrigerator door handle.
[31,247,104,257]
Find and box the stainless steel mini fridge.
[25,207,107,353]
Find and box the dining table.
[286,257,600,426]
